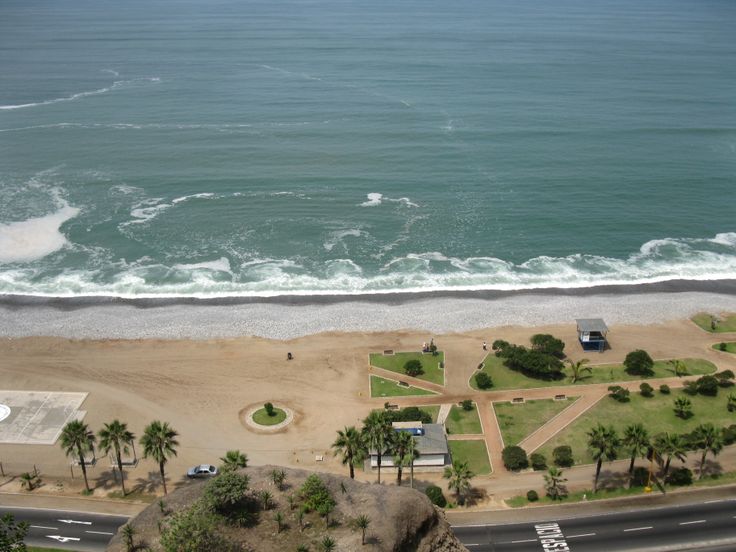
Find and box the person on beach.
[287,352,293,360]
[482,341,487,351]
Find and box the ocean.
[2,0,736,299]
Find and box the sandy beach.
[1,290,735,507]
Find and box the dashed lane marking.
[86,530,114,536]
[30,525,58,530]
[624,526,653,532]
[680,520,706,525]
[510,539,537,544]
[567,533,596,539]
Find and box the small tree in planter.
[264,402,276,417]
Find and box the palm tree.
[654,432,687,478]
[392,430,419,486]
[587,423,619,493]
[566,358,591,383]
[140,420,178,495]
[693,423,724,479]
[543,467,567,500]
[219,450,248,471]
[355,514,370,545]
[673,396,692,419]
[98,420,135,496]
[362,411,394,484]
[622,423,649,482]
[443,459,474,504]
[60,420,96,493]
[332,426,365,479]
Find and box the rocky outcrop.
[107,465,467,552]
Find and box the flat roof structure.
[575,318,609,352]
[576,318,609,333]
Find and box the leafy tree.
[696,375,719,396]
[608,385,630,402]
[502,445,529,471]
[140,420,179,495]
[722,424,736,445]
[653,432,686,478]
[624,350,654,376]
[475,372,493,389]
[728,394,736,413]
[659,384,671,394]
[530,452,547,471]
[219,449,248,472]
[693,423,723,479]
[320,536,336,552]
[384,406,432,424]
[0,513,28,552]
[160,506,237,552]
[443,460,474,504]
[717,370,735,387]
[404,359,424,377]
[392,430,419,486]
[682,381,698,396]
[504,346,565,380]
[673,396,693,419]
[544,467,568,500]
[639,383,654,398]
[332,426,365,480]
[623,424,649,484]
[566,358,591,383]
[425,484,447,507]
[354,514,371,545]
[553,445,574,467]
[666,467,693,486]
[460,399,473,411]
[98,420,135,496]
[361,410,394,484]
[668,359,689,378]
[526,490,539,502]
[530,334,566,358]
[587,424,619,493]
[60,420,96,493]
[203,471,250,515]
[300,474,336,515]
[264,402,276,416]
[719,342,728,352]
[429,340,438,356]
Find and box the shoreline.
[1,279,736,340]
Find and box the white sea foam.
[0,201,80,263]
[123,198,172,226]
[0,77,160,111]
[360,193,418,208]
[323,229,364,252]
[171,193,215,204]
[173,257,232,274]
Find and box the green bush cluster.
[502,445,529,471]
[492,338,565,381]
[425,484,447,507]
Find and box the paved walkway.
[436,403,452,424]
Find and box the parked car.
[187,464,218,478]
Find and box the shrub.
[722,424,736,445]
[383,406,432,424]
[160,506,238,552]
[639,382,654,398]
[300,475,335,514]
[673,396,693,419]
[526,490,539,502]
[203,471,250,515]
[530,334,566,358]
[720,342,728,352]
[666,467,693,486]
[716,370,735,387]
[404,359,424,377]
[530,452,547,471]
[502,445,529,471]
[682,381,698,396]
[696,375,719,396]
[475,372,493,389]
[460,399,474,411]
[425,484,447,507]
[624,350,654,376]
[728,394,736,413]
[659,384,671,395]
[608,385,630,403]
[264,402,275,416]
[553,445,574,467]
[630,466,650,487]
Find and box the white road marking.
[464,544,480,547]
[86,530,114,536]
[30,525,58,530]
[679,520,706,525]
[59,518,92,525]
[567,533,596,538]
[511,538,537,543]
[46,535,81,543]
[624,526,653,532]
[704,500,723,504]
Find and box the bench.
[511,397,525,404]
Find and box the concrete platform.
[0,390,88,445]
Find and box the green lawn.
[369,351,445,385]
[713,342,736,354]
[494,397,578,447]
[693,313,736,333]
[536,389,736,465]
[370,404,441,422]
[470,354,715,391]
[369,375,437,398]
[448,440,492,475]
[252,407,287,425]
[445,404,483,435]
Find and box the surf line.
[534,522,570,551]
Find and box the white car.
[187,464,218,478]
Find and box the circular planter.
[242,403,294,432]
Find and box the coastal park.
[1,311,736,513]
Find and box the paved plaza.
[0,390,87,445]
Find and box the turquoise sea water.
[1,0,735,297]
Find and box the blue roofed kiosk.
[576,318,608,352]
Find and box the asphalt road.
[452,499,736,552]
[0,506,129,552]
